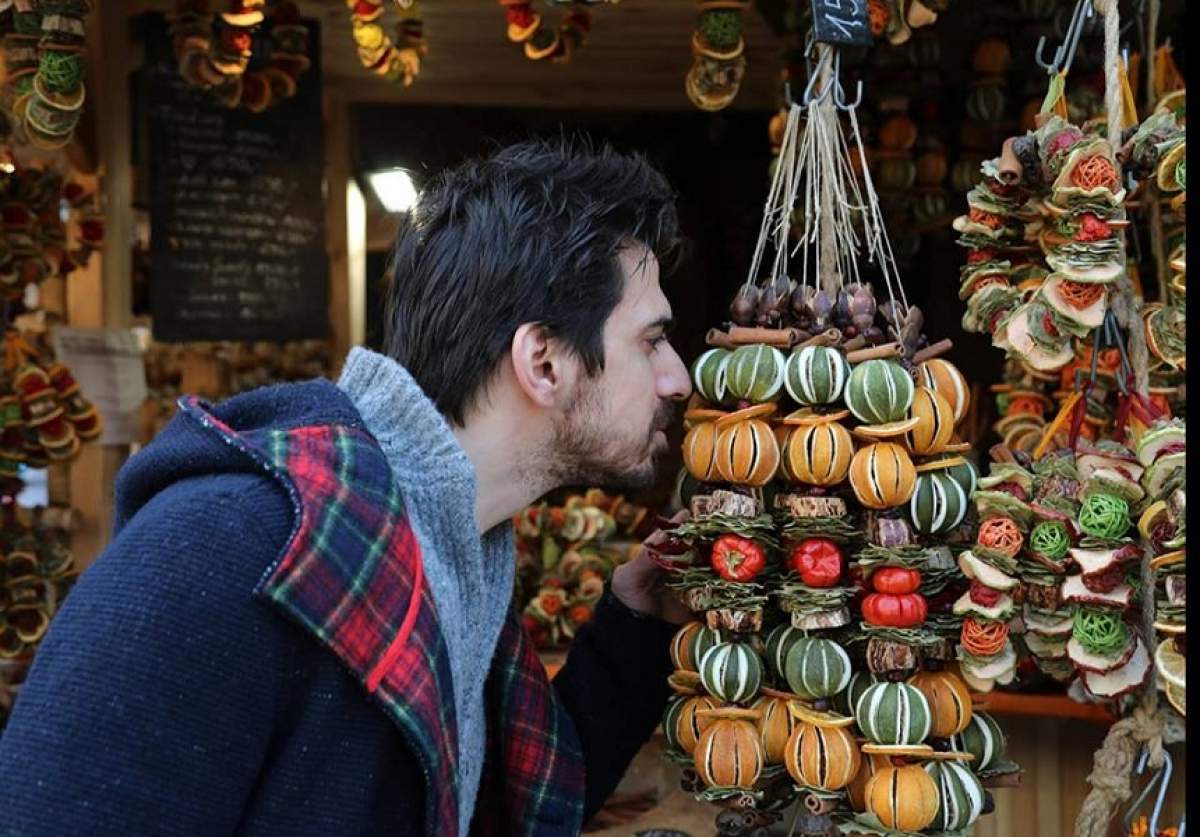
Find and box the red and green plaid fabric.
[179,397,585,836]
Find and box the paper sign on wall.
[51,328,148,446]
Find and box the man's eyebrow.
[643,316,675,334]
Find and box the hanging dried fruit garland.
[0,0,92,150]
[685,0,748,111]
[347,0,425,86]
[1,165,103,302]
[654,55,1018,832]
[170,0,313,111]
[0,327,102,719]
[513,489,649,650]
[949,4,1187,736]
[0,503,80,724]
[499,0,596,64]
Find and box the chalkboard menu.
[810,0,872,47]
[141,14,329,343]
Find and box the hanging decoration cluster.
[499,0,599,64]
[685,0,748,111]
[348,0,425,86]
[0,329,101,473]
[512,489,648,650]
[0,0,92,150]
[0,503,79,724]
[652,46,1019,831]
[954,113,1129,376]
[1,165,104,303]
[0,326,100,721]
[169,0,313,111]
[1134,420,1185,719]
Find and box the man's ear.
[511,323,571,409]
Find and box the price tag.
[810,0,872,47]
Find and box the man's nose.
[659,344,692,402]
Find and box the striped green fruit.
[691,348,731,405]
[784,346,850,406]
[662,697,686,754]
[910,470,969,534]
[689,626,725,671]
[699,642,764,704]
[929,453,979,497]
[948,711,1006,772]
[924,760,986,831]
[725,344,786,404]
[784,636,853,700]
[764,624,805,684]
[845,359,915,425]
[836,670,880,717]
[855,682,932,745]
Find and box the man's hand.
[610,511,694,625]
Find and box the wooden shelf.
[974,691,1118,725]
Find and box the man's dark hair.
[382,137,681,425]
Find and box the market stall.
[0,0,1186,834]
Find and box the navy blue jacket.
[0,382,675,835]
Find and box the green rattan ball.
[1077,493,1130,540]
[1029,520,1071,560]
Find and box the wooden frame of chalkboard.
[138,13,330,343]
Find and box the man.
[0,139,694,835]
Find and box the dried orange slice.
[915,456,966,473]
[786,701,856,729]
[860,743,937,758]
[851,416,922,439]
[696,706,764,722]
[780,408,852,426]
[668,670,703,695]
[714,402,778,430]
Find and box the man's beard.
[546,385,677,491]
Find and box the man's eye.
[648,336,668,350]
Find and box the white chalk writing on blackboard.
[810,0,871,47]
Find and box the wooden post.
[325,88,354,377]
[60,3,137,569]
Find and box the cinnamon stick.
[804,793,839,815]
[798,328,841,349]
[912,337,954,364]
[998,137,1023,184]
[845,341,902,363]
[727,325,799,347]
[705,328,736,349]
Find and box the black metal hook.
[1035,0,1093,75]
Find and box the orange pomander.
[961,617,1010,657]
[973,275,1010,293]
[1006,395,1046,418]
[1071,155,1118,191]
[1057,279,1105,309]
[976,517,1024,557]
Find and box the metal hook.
[1148,751,1174,836]
[1124,747,1156,831]
[801,46,834,106]
[831,50,862,111]
[1035,0,1092,75]
[1122,746,1174,835]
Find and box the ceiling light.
[367,167,419,213]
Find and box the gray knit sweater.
[337,347,516,834]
